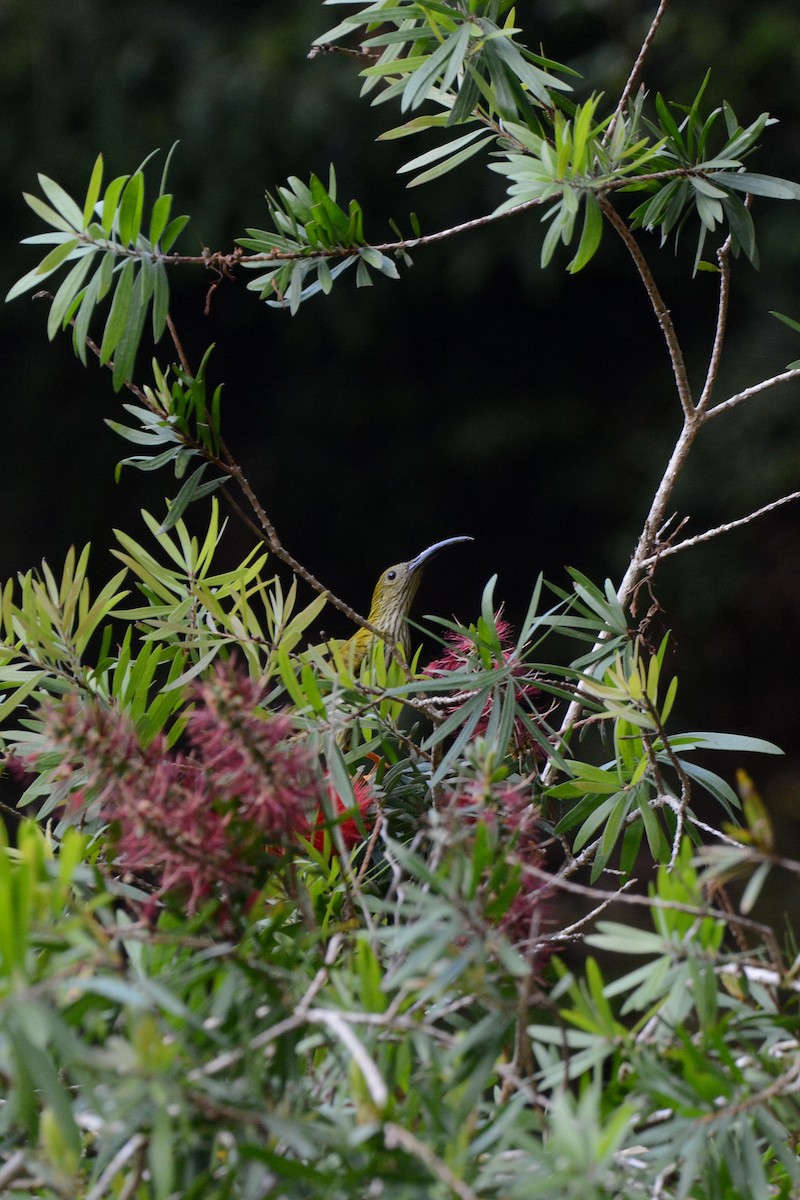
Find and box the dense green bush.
[2,3,800,1197]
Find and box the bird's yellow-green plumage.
[344,536,473,671]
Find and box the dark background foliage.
[3,0,800,863]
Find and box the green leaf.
[118,172,145,245]
[402,23,472,113]
[771,309,800,335]
[159,465,224,532]
[160,214,189,253]
[99,257,136,364]
[35,238,81,277]
[46,251,96,340]
[398,127,490,175]
[101,174,129,235]
[22,191,77,234]
[711,171,800,200]
[407,131,494,187]
[82,154,104,227]
[567,191,602,273]
[112,258,154,388]
[671,731,782,755]
[97,247,116,300]
[37,173,85,230]
[378,114,450,141]
[152,259,169,340]
[149,193,173,247]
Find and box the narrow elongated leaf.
[407,131,493,187]
[35,238,81,276]
[46,251,96,340]
[22,192,76,234]
[118,172,145,245]
[37,174,84,229]
[100,174,129,234]
[159,466,225,532]
[149,192,173,247]
[712,171,800,199]
[152,259,169,339]
[379,114,450,141]
[71,270,101,363]
[567,191,602,273]
[99,258,136,364]
[402,24,472,113]
[82,153,104,226]
[159,214,189,253]
[398,127,490,175]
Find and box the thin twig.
[639,489,800,565]
[44,292,387,643]
[85,1133,147,1200]
[697,1056,800,1124]
[383,1122,483,1200]
[166,312,192,375]
[604,0,671,148]
[0,1151,27,1191]
[696,236,732,414]
[705,366,800,420]
[314,1009,388,1112]
[553,877,638,941]
[600,196,694,419]
[526,861,782,964]
[190,933,344,1080]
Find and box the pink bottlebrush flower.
[425,617,548,758]
[186,664,319,844]
[29,662,322,917]
[443,776,551,961]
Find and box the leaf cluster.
[238,167,403,314]
[7,150,187,389]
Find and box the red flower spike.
[306,775,376,855]
[28,662,322,918]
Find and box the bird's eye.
[386,569,397,581]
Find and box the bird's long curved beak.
[407,536,473,574]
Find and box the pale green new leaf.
[82,154,104,227]
[100,174,129,235]
[406,130,494,187]
[46,251,96,340]
[118,172,145,246]
[99,258,135,364]
[401,23,472,113]
[38,172,85,230]
[567,191,603,273]
[397,126,490,175]
[22,192,78,235]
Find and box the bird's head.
[367,537,473,638]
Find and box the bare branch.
[314,1009,389,1112]
[384,1122,483,1200]
[604,0,671,148]
[705,366,800,420]
[525,862,780,955]
[696,236,732,413]
[640,488,800,565]
[600,196,694,419]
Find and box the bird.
[343,536,473,672]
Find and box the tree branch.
[604,0,671,148]
[600,196,694,420]
[696,236,732,413]
[639,488,800,565]
[705,365,800,420]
